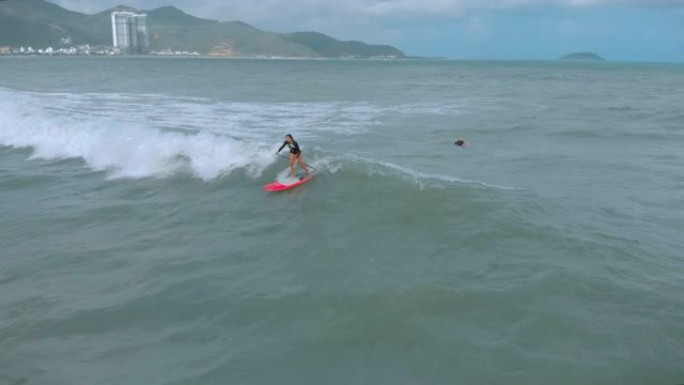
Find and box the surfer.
[454,138,469,148]
[276,134,309,178]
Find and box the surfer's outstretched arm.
[276,141,287,154]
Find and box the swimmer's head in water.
[454,139,469,148]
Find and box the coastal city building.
[111,11,149,54]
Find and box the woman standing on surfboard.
[276,134,309,178]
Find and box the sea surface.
[1,57,683,385]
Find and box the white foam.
[2,89,392,139]
[0,87,489,185]
[0,87,394,181]
[0,89,274,181]
[342,153,517,191]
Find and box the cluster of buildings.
[111,11,149,54]
[109,11,195,56]
[1,11,168,56]
[0,45,122,56]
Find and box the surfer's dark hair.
[286,134,294,139]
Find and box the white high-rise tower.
[111,11,149,53]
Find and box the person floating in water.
[276,134,309,178]
[454,138,469,148]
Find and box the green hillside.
[144,7,320,57]
[282,32,405,58]
[0,0,406,58]
[0,0,89,46]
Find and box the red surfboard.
[264,173,314,192]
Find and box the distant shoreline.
[2,55,682,65]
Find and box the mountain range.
[0,0,406,58]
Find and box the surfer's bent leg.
[289,153,296,177]
[297,153,309,174]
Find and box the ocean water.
[1,57,683,385]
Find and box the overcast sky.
[52,0,684,61]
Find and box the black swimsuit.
[277,140,301,155]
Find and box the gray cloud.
[50,0,684,43]
[52,0,684,22]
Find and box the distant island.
[0,0,406,59]
[559,52,605,61]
